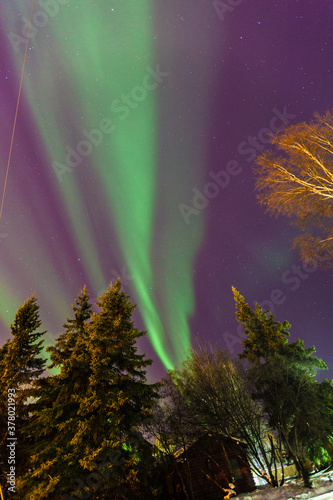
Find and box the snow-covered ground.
[235,469,333,500]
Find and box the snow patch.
[235,470,333,500]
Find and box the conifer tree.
[3,295,46,391]
[0,296,46,489]
[0,339,11,494]
[308,378,333,467]
[233,287,290,363]
[75,279,160,499]
[233,287,328,487]
[17,286,93,499]
[19,281,160,499]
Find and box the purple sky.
[0,0,332,381]
[158,0,333,379]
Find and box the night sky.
[0,0,332,381]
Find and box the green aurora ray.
[2,0,208,369]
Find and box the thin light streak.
[0,0,37,221]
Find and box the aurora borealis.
[1,1,333,379]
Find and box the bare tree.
[255,110,333,266]
[173,346,283,487]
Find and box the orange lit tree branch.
[255,110,333,266]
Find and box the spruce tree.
[233,287,328,487]
[3,295,46,391]
[75,279,160,499]
[232,287,290,362]
[0,296,46,490]
[19,281,160,499]
[0,339,11,494]
[17,286,93,499]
